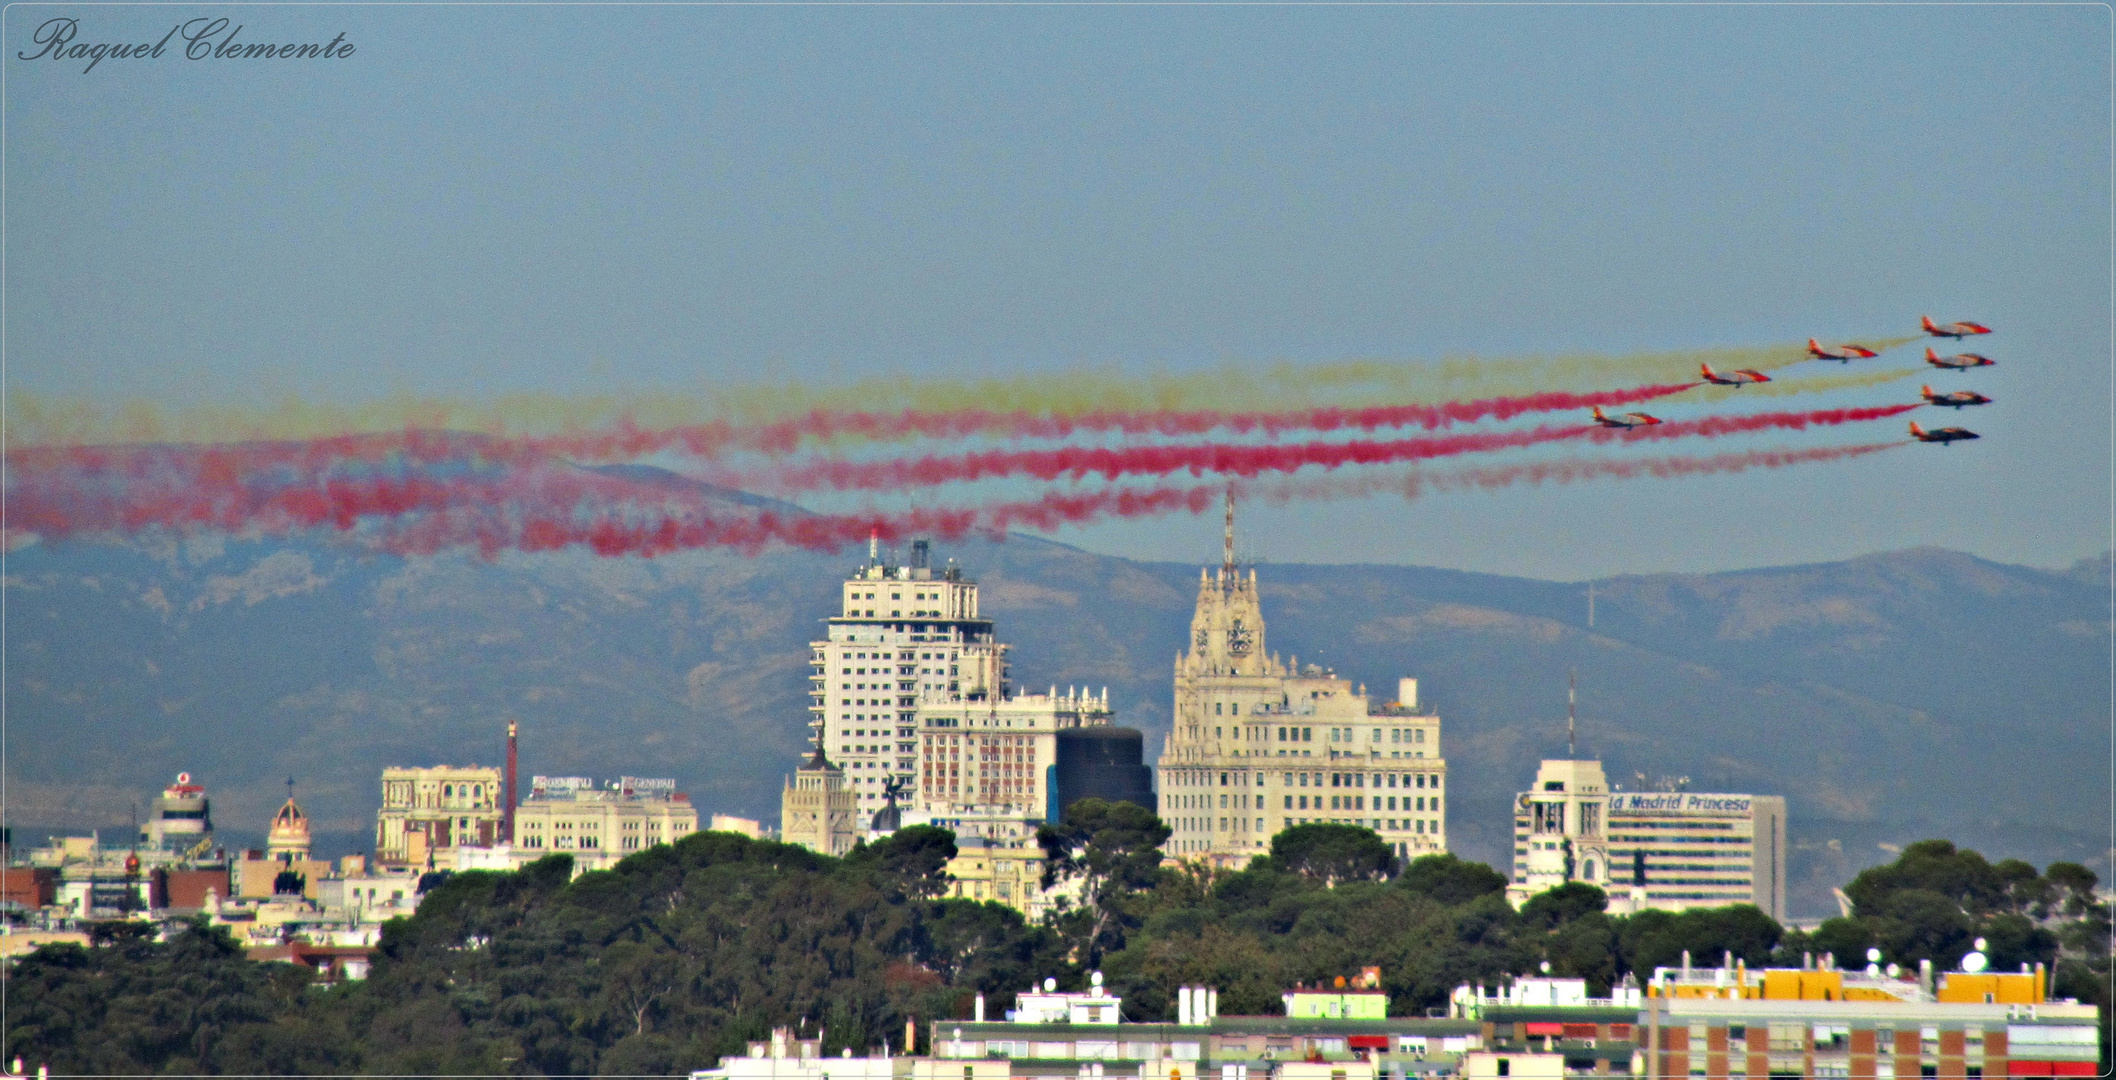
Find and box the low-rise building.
[931,970,1484,1079]
[1285,970,1388,1020]
[711,814,765,838]
[512,775,699,871]
[375,764,507,868]
[1448,954,2097,1079]
[139,772,214,855]
[941,834,1049,913]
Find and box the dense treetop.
[4,818,2105,1076]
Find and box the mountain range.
[4,499,2107,919]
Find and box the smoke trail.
[375,442,1905,559]
[1235,442,1905,506]
[419,380,1706,462]
[6,401,1921,551]
[7,425,1905,559]
[745,403,1921,493]
[0,380,1698,487]
[1684,365,1922,403]
[4,339,1897,449]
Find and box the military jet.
[1923,315,1993,340]
[1910,420,1980,445]
[1809,339,1879,362]
[1926,346,1995,372]
[1921,385,1993,409]
[1591,406,1662,429]
[1701,364,1771,386]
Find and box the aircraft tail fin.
[1591,406,1607,421]
[1700,364,1714,379]
[1926,347,1940,361]
[1921,315,1938,332]
[1807,338,1821,352]
[1909,420,1926,438]
[1921,384,1934,398]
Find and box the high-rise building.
[806,537,1005,813]
[1051,726,1155,816]
[1606,790,1787,920]
[1157,495,1451,867]
[786,538,1121,860]
[1505,759,1787,920]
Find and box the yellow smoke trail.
[4,337,1917,450]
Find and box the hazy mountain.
[4,516,2106,919]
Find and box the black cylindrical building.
[1051,726,1156,820]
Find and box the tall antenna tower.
[1222,487,1236,578]
[1567,669,1577,759]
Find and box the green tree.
[1038,798,1172,966]
[1398,853,1508,906]
[1619,905,1781,975]
[1268,824,1396,886]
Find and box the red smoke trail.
[1597,403,1920,444]
[748,403,1923,493]
[379,442,1903,560]
[531,381,1706,460]
[5,403,1920,545]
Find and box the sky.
[5,4,2111,580]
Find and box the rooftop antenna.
[868,528,879,567]
[1587,580,1595,629]
[1223,487,1236,578]
[1567,670,1577,759]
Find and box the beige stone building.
[915,687,1110,817]
[238,792,330,899]
[939,834,1051,915]
[512,776,700,870]
[375,765,506,868]
[1158,497,1451,868]
[780,751,859,856]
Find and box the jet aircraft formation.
[1590,316,1995,445]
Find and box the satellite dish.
[1961,951,1988,974]
[1866,948,1883,963]
[1540,961,1552,974]
[1886,963,1901,978]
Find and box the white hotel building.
[786,538,1116,852]
[1507,758,1786,919]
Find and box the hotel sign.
[1610,793,1752,816]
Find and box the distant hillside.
[4,518,2106,919]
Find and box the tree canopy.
[1267,824,1397,886]
[5,827,2105,1076]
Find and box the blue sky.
[6,4,2110,578]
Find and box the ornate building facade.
[1156,496,1451,868]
